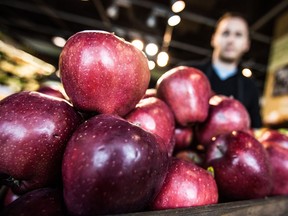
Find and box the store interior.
[1,0,288,125]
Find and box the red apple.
[205,131,273,201]
[0,188,67,216]
[156,66,211,126]
[151,158,218,210]
[0,91,83,194]
[3,187,19,206]
[174,125,194,151]
[196,95,251,146]
[62,114,169,215]
[125,97,175,156]
[175,150,204,166]
[59,30,150,116]
[257,129,288,195]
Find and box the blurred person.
[181,12,262,128]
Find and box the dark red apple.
[205,131,273,201]
[175,150,204,166]
[62,114,169,216]
[151,158,218,210]
[59,30,150,116]
[196,95,251,146]
[174,126,194,151]
[0,91,83,194]
[3,187,19,206]
[156,66,211,126]
[125,97,175,156]
[0,188,67,216]
[257,129,288,195]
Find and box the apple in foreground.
[62,114,169,216]
[205,131,273,201]
[257,129,288,195]
[125,97,175,156]
[0,91,83,194]
[156,66,211,126]
[196,95,251,146]
[0,188,67,216]
[59,30,150,116]
[151,158,218,210]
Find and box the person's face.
[211,17,250,63]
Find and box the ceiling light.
[107,4,119,19]
[171,0,185,13]
[242,68,252,77]
[131,39,144,51]
[52,36,66,48]
[145,43,159,56]
[168,14,181,26]
[148,60,156,70]
[157,51,169,67]
[146,13,157,28]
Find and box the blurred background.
[1,0,288,125]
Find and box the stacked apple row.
[0,31,288,216]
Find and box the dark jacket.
[181,59,262,128]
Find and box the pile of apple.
[0,30,288,216]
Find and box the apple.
[175,150,204,166]
[0,188,67,216]
[174,125,194,151]
[196,95,251,146]
[0,91,83,194]
[59,30,150,116]
[125,97,175,156]
[151,157,218,210]
[205,131,273,201]
[3,187,19,206]
[257,129,288,195]
[156,66,211,126]
[62,114,169,215]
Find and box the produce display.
[0,30,288,216]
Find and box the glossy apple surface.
[125,97,175,156]
[196,95,250,146]
[0,91,82,194]
[257,129,288,195]
[151,158,218,210]
[59,30,150,116]
[156,66,211,126]
[205,131,273,201]
[0,188,67,216]
[62,114,169,215]
[174,126,194,151]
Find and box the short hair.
[214,12,250,37]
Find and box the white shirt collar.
[212,64,237,80]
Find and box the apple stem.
[207,166,215,178]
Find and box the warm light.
[107,4,119,19]
[145,43,159,56]
[52,36,66,48]
[171,0,185,13]
[157,51,169,67]
[242,68,252,77]
[168,15,181,26]
[131,39,144,51]
[148,60,156,70]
